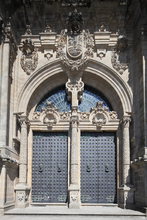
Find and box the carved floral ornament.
[32,100,118,128]
[32,101,60,127]
[89,102,118,127]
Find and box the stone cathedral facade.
[0,0,147,215]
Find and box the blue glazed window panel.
[35,86,112,113]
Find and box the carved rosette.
[109,111,118,119]
[90,101,118,127]
[79,112,90,120]
[56,30,94,71]
[60,112,71,120]
[20,39,38,75]
[32,112,41,120]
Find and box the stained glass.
[35,86,111,112]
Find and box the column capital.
[70,115,79,125]
[3,22,13,43]
[121,115,131,128]
[18,115,30,127]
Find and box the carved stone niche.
[32,101,60,127]
[90,101,118,128]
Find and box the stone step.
[4,206,146,220]
[1,215,147,220]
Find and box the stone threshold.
[4,206,145,216]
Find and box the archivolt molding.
[17,59,63,114]
[84,59,132,114]
[17,59,132,118]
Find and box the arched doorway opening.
[30,85,117,204]
[15,60,133,208]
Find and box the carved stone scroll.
[90,101,118,128]
[32,101,59,127]
[111,51,128,74]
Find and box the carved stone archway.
[17,59,132,115]
[15,59,133,209]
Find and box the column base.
[68,185,80,209]
[144,207,147,217]
[118,185,135,209]
[15,183,30,208]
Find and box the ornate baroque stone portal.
[16,7,132,208]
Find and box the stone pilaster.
[141,26,147,160]
[0,23,11,147]
[122,115,131,185]
[0,163,7,214]
[119,115,135,208]
[15,115,30,208]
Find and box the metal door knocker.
[57,165,61,173]
[38,164,43,173]
[86,165,91,172]
[105,165,109,172]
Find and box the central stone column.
[15,115,30,208]
[66,79,84,208]
[69,111,80,208]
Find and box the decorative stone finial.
[99,24,106,32]
[44,24,52,33]
[21,39,34,56]
[25,25,32,35]
[67,9,83,35]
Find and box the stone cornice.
[0,147,19,165]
